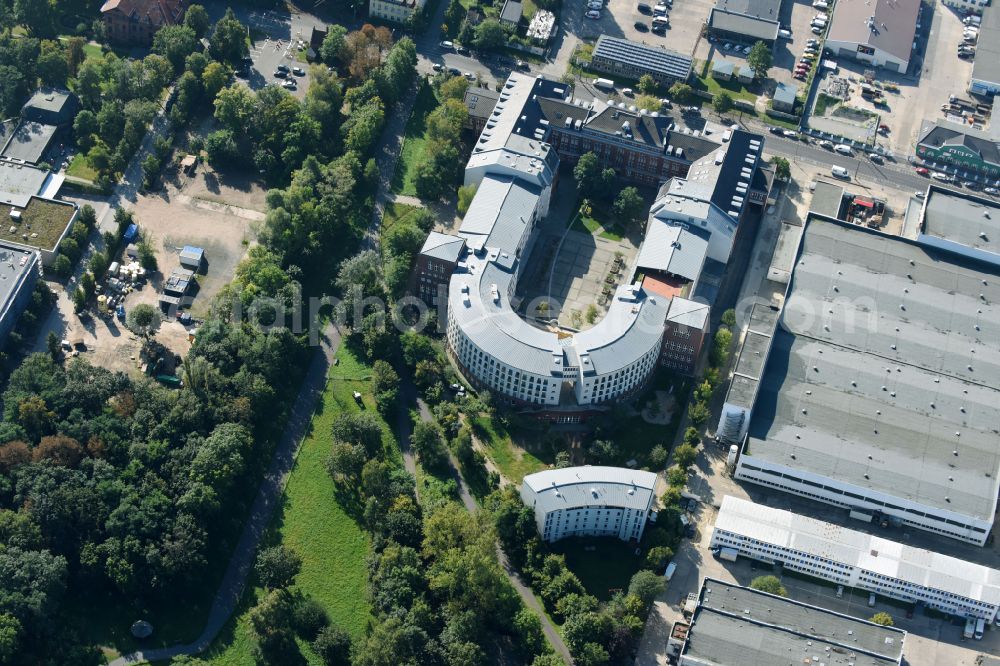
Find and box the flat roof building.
[707,0,781,44]
[0,243,39,348]
[825,0,920,73]
[917,184,1000,267]
[680,577,905,666]
[590,36,693,85]
[735,214,1000,545]
[1,120,57,164]
[970,5,1000,96]
[500,0,522,27]
[520,467,657,542]
[711,496,1000,622]
[21,88,77,126]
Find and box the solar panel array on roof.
[592,36,693,81]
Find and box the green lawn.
[551,539,645,601]
[471,415,547,484]
[194,348,386,665]
[382,201,425,234]
[572,201,625,241]
[66,153,97,182]
[391,81,438,197]
[611,371,690,465]
[692,64,759,103]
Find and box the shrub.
[750,575,787,597]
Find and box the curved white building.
[520,466,657,543]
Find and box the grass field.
[572,201,625,241]
[391,82,438,197]
[470,415,546,484]
[382,201,425,235]
[194,348,386,665]
[551,539,645,601]
[692,64,759,103]
[66,153,98,182]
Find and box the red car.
[916,167,930,176]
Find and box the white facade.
[824,38,909,72]
[368,0,424,23]
[735,453,994,545]
[710,496,1000,622]
[520,467,657,542]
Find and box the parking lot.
[577,0,709,57]
[244,33,311,99]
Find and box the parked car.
[622,87,634,96]
[807,38,819,46]
[282,79,296,89]
[986,187,999,195]
[723,42,733,50]
[819,140,834,149]
[832,165,850,179]
[638,1,652,11]
[769,126,785,135]
[432,63,443,71]
[440,40,454,49]
[869,153,883,164]
[964,180,981,190]
[811,25,824,34]
[916,167,929,175]
[276,64,290,73]
[292,66,305,76]
[585,9,601,17]
[683,105,700,114]
[653,2,668,12]
[273,69,287,78]
[833,143,852,155]
[813,0,829,7]
[448,67,461,75]
[464,71,475,79]
[914,190,926,199]
[793,71,807,80]
[931,171,952,182]
[782,129,797,138]
[635,20,648,30]
[778,28,792,38]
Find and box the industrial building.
[711,496,1000,622]
[916,184,1000,267]
[0,243,39,347]
[589,36,693,85]
[677,577,905,666]
[730,214,1000,545]
[970,5,1000,96]
[824,0,920,73]
[520,467,657,542]
[707,0,781,45]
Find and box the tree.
[749,575,787,597]
[14,0,51,35]
[473,19,506,50]
[209,8,248,66]
[320,24,348,64]
[666,464,687,488]
[183,3,210,38]
[36,45,68,86]
[573,151,600,190]
[712,91,734,114]
[205,129,239,168]
[747,40,773,79]
[202,61,229,101]
[870,612,894,627]
[372,359,399,409]
[440,74,470,101]
[411,420,448,472]
[255,545,302,589]
[636,94,661,112]
[711,327,733,366]
[628,569,666,611]
[153,24,199,73]
[721,308,737,328]
[313,624,352,665]
[125,303,161,337]
[668,82,693,103]
[645,545,673,571]
[687,401,710,427]
[64,36,86,77]
[72,287,86,313]
[674,443,698,468]
[771,155,790,181]
[613,186,644,222]
[532,656,567,666]
[0,613,19,663]
[637,73,658,95]
[648,444,668,469]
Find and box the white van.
[834,143,853,155]
[664,561,677,581]
[778,28,792,39]
[832,166,850,179]
[868,592,877,607]
[976,617,985,640]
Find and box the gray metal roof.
[592,36,693,81]
[972,5,1000,87]
[23,88,73,115]
[0,243,37,321]
[635,220,708,281]
[714,0,781,21]
[708,7,780,41]
[0,159,51,208]
[666,296,709,328]
[773,82,798,106]
[419,231,466,263]
[0,120,55,164]
[917,119,1000,168]
[685,577,905,666]
[920,186,1000,262]
[500,0,522,22]
[711,60,736,76]
[716,496,1000,608]
[464,87,501,120]
[827,0,919,63]
[459,174,540,253]
[747,216,1000,520]
[522,466,657,515]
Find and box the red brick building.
[101,0,187,46]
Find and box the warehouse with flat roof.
[711,496,1000,621]
[970,5,1000,96]
[681,577,905,666]
[735,214,1000,545]
[825,0,920,73]
[917,184,1000,267]
[707,0,781,44]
